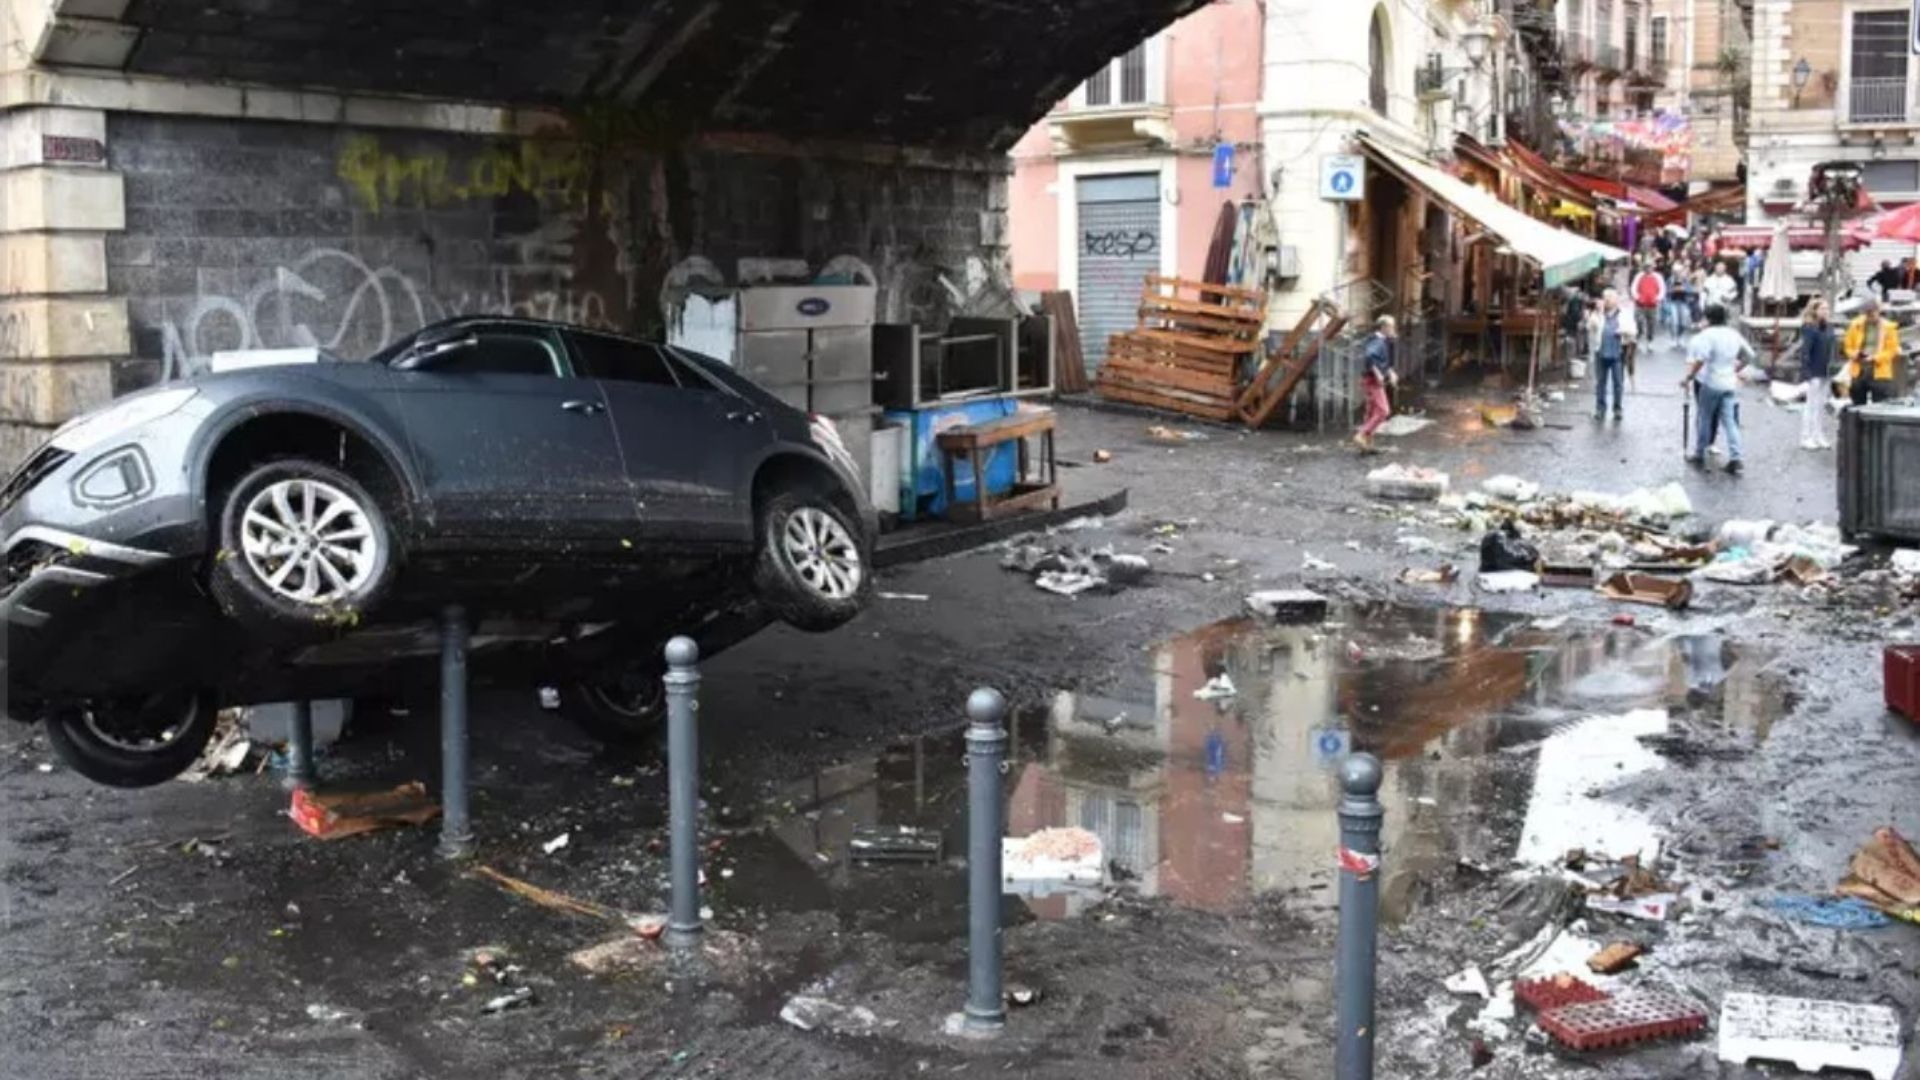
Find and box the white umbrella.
[1759,222,1797,302]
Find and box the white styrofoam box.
[1717,992,1902,1080]
[210,347,322,372]
[242,700,351,749]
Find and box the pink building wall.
[1009,0,1266,293]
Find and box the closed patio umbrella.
[1760,222,1797,302]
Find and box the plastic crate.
[1537,990,1708,1051]
[1885,644,1920,721]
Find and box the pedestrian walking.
[1559,285,1588,365]
[1842,296,1902,406]
[1587,289,1636,421]
[1799,296,1837,450]
[1703,262,1739,314]
[1353,315,1398,454]
[1869,260,1902,300]
[1631,261,1665,343]
[1682,303,1754,474]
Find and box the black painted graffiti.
[1083,229,1157,258]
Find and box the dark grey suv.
[1,317,875,787]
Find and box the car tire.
[556,669,665,746]
[43,691,217,788]
[751,489,871,633]
[209,458,395,635]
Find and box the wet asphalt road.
[4,339,1920,1079]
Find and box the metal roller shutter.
[1077,173,1161,376]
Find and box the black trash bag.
[1479,520,1541,573]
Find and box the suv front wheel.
[752,490,871,632]
[209,458,396,634]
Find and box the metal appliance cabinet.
[733,285,876,484]
[1839,403,1920,541]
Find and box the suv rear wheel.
[210,458,395,634]
[555,666,665,745]
[44,690,216,788]
[752,489,871,632]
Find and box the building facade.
[1645,0,1749,184]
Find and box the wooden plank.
[1235,299,1332,413]
[1101,357,1240,397]
[1096,368,1237,405]
[1128,328,1259,356]
[1108,337,1241,374]
[1093,382,1238,420]
[947,482,1062,524]
[1241,312,1349,429]
[1143,274,1267,304]
[1139,294,1267,325]
[1042,290,1088,394]
[936,410,1057,450]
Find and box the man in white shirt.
[1702,262,1739,312]
[1681,303,1755,474]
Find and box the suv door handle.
[561,400,605,416]
[724,408,760,423]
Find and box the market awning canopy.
[1360,136,1628,289]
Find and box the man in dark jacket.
[1799,296,1837,449]
[1354,315,1398,454]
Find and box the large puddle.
[714,604,1784,934]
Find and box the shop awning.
[1563,172,1680,215]
[1552,200,1595,220]
[1360,136,1628,289]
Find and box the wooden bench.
[934,410,1060,523]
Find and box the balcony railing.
[1850,76,1911,123]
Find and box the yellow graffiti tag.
[336,134,594,213]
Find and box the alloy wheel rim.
[781,507,862,600]
[79,694,194,753]
[239,478,377,605]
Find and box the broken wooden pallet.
[1095,273,1267,422]
[1235,298,1346,429]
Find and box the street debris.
[1366,463,1450,501]
[471,865,643,927]
[1002,533,1153,597]
[849,825,944,862]
[1535,989,1707,1050]
[1481,475,1540,503]
[569,934,670,976]
[181,711,254,781]
[483,986,535,1014]
[1717,993,1902,1080]
[542,832,571,855]
[1243,589,1328,623]
[1445,966,1492,998]
[1596,572,1693,610]
[304,1003,352,1024]
[877,591,931,602]
[290,782,439,840]
[1397,565,1460,585]
[1374,415,1434,437]
[1762,895,1891,929]
[1514,974,1609,1012]
[1836,826,1920,920]
[1194,674,1238,700]
[1003,827,1104,897]
[1479,522,1540,572]
[1476,571,1539,593]
[780,993,891,1036]
[1586,892,1685,922]
[1302,553,1336,572]
[1035,571,1100,596]
[1007,984,1042,1007]
[1093,449,1113,463]
[1584,942,1643,974]
[1145,425,1207,443]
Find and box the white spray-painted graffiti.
[157,246,611,381]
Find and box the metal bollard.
[436,605,473,860]
[283,700,317,791]
[663,636,703,950]
[961,686,1009,1035]
[1335,753,1384,1080]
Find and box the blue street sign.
[1312,726,1352,768]
[1212,143,1234,188]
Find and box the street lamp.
[1791,58,1811,108]
[1463,26,1493,68]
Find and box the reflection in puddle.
[742,604,1783,930]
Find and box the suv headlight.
[50,388,197,453]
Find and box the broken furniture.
[935,408,1060,523]
[1237,298,1347,428]
[1839,404,1920,542]
[872,315,1054,410]
[1095,275,1267,421]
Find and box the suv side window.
[569,332,681,387]
[417,327,564,376]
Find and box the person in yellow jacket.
[1842,297,1902,406]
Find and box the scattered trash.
[570,935,662,976]
[290,782,439,840]
[471,865,635,925]
[1536,990,1707,1051]
[1762,895,1892,929]
[542,832,571,855]
[1515,974,1610,1012]
[1035,570,1101,596]
[1221,811,1245,825]
[1481,475,1541,503]
[1007,984,1042,1007]
[1717,993,1902,1080]
[1105,553,1152,585]
[1397,565,1460,585]
[1892,548,1920,578]
[1003,827,1104,896]
[1586,892,1685,922]
[1469,1039,1495,1069]
[1093,449,1113,463]
[849,825,944,862]
[1476,570,1540,593]
[483,986,535,1014]
[1145,425,1207,443]
[1479,522,1541,572]
[538,686,561,710]
[877,591,931,602]
[1568,484,1693,523]
[1769,380,1807,404]
[1836,827,1920,918]
[1611,613,1636,627]
[1374,415,1435,437]
[1302,553,1336,572]
[1585,942,1644,974]
[1366,463,1450,501]
[1396,534,1440,554]
[1445,966,1492,999]
[1243,589,1328,623]
[1596,572,1692,610]
[1194,674,1238,700]
[182,711,254,781]
[305,1003,352,1024]
[780,994,889,1036]
[1005,535,1153,596]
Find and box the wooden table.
[934,409,1060,523]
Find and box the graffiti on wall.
[335,133,600,215]
[1082,229,1157,258]
[158,245,611,381]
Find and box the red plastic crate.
[1536,990,1708,1051]
[1515,975,1610,1013]
[1886,645,1920,721]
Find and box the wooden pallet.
[1094,274,1267,421]
[1235,299,1347,429]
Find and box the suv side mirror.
[396,334,479,371]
